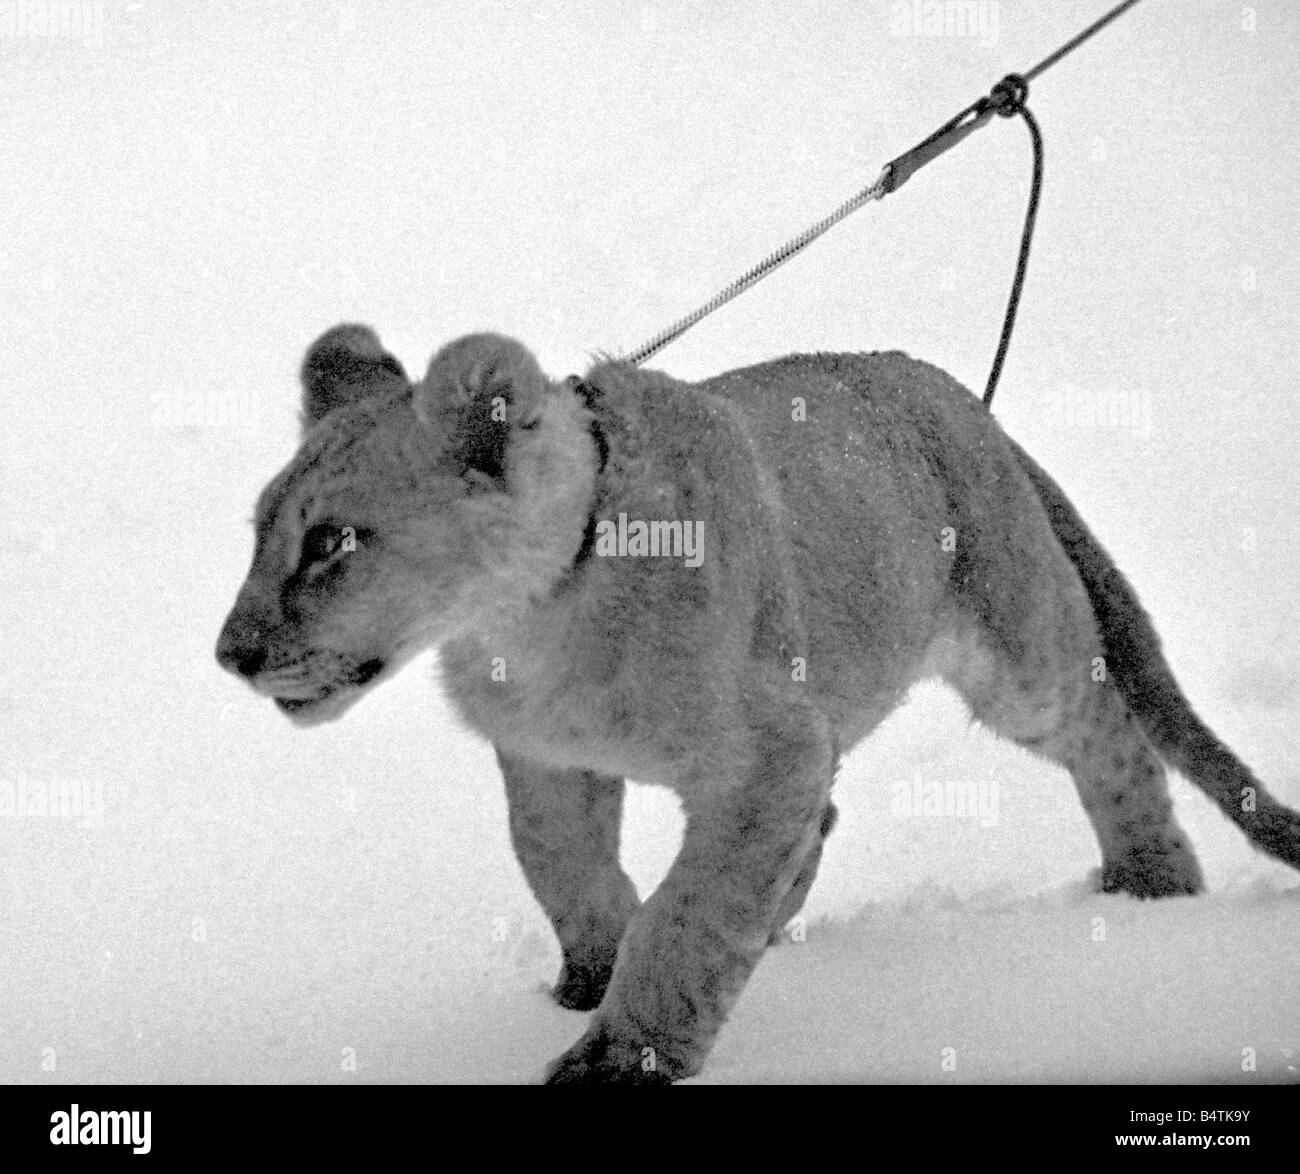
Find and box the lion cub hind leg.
[949,634,1204,899]
[1035,681,1203,897]
[496,751,641,1011]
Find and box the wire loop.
[988,73,1029,117]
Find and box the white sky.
[1,0,1297,1082]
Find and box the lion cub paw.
[544,1020,680,1085]
[551,958,615,1012]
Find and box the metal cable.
[622,169,891,368]
[620,0,1143,380]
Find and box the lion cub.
[217,326,1300,1083]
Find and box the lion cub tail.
[1007,437,1300,874]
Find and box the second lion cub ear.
[417,333,548,486]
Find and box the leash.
[620,0,1143,408]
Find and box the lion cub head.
[215,325,595,726]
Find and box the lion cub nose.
[215,624,267,679]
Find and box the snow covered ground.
[2,3,1297,1085]
[4,670,1296,1084]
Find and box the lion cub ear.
[300,324,409,428]
[417,333,548,486]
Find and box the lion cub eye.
[299,522,353,569]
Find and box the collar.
[567,376,608,571]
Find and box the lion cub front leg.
[496,750,641,1011]
[545,718,835,1084]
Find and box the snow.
[2,4,1297,1085]
[3,676,1296,1084]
